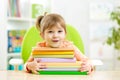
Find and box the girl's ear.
[40,32,44,39]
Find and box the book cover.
[8,0,21,17]
[38,71,87,75]
[40,61,82,67]
[37,61,86,75]
[35,58,76,63]
[32,54,74,58]
[39,67,80,71]
[32,51,74,55]
[8,30,26,53]
[32,47,74,52]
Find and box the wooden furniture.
[0,70,120,80]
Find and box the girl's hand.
[27,60,46,74]
[79,60,93,74]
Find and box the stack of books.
[32,47,87,75]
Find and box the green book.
[38,71,87,75]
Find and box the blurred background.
[0,0,120,71]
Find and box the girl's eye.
[48,31,53,33]
[58,30,63,33]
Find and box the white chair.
[91,59,103,70]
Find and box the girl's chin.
[51,46,59,48]
[50,44,60,48]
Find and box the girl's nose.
[53,32,58,37]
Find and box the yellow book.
[41,61,82,67]
[32,54,74,58]
[32,47,74,52]
[32,51,74,55]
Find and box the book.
[41,66,80,68]
[7,30,26,53]
[32,47,86,75]
[39,68,80,71]
[32,47,74,52]
[38,71,87,75]
[37,61,87,75]
[7,0,21,17]
[32,51,74,55]
[40,61,82,67]
[32,54,74,58]
[35,58,76,63]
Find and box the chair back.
[21,24,84,63]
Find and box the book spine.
[7,0,11,16]
[38,71,87,75]
[43,66,80,68]
[32,47,74,52]
[16,0,21,17]
[35,58,76,63]
[32,51,74,55]
[39,68,79,71]
[41,61,82,67]
[32,54,74,58]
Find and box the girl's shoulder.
[36,41,46,47]
[63,40,73,44]
[61,40,74,48]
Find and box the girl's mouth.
[52,40,59,42]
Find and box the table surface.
[0,70,120,80]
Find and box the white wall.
[51,0,120,57]
[0,0,7,70]
[51,0,90,56]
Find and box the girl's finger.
[40,64,45,66]
[80,69,87,72]
[32,70,39,75]
[81,61,88,65]
[39,65,46,69]
[80,66,90,71]
[35,58,41,63]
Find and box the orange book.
[32,51,74,55]
[32,54,74,58]
[41,61,82,67]
[32,47,74,52]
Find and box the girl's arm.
[24,56,41,74]
[73,45,87,61]
[24,42,46,74]
[24,56,35,73]
[24,55,46,74]
[73,45,94,74]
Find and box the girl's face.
[41,23,66,48]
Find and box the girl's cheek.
[47,34,52,37]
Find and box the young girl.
[25,13,93,74]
